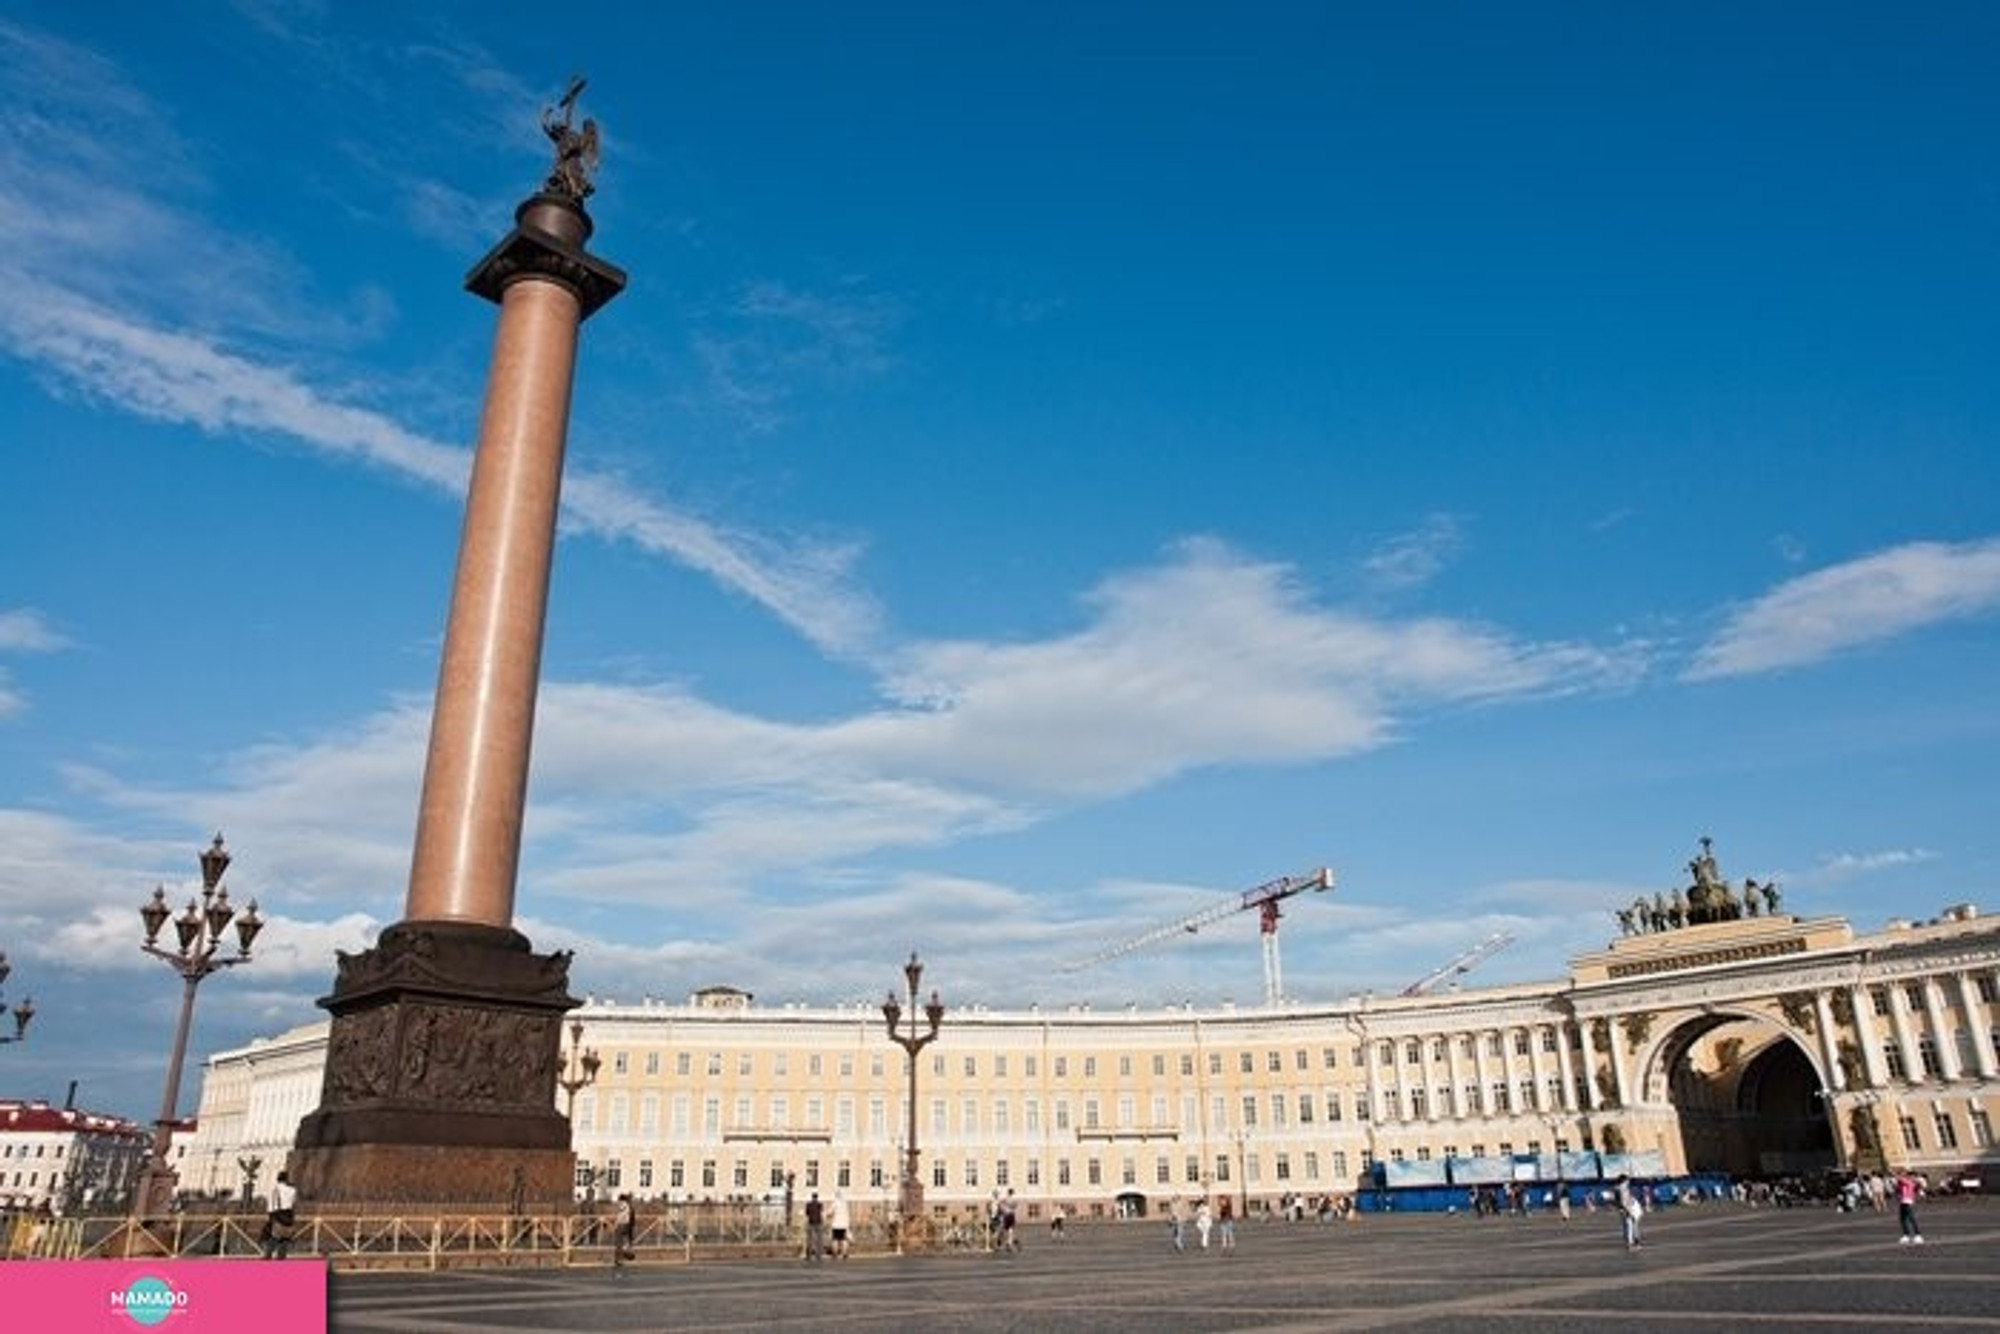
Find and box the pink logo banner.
[0,1259,326,1332]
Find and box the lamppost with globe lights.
[0,952,33,1046]
[557,1018,602,1121]
[558,1019,602,1201]
[133,834,266,1218]
[881,952,945,1228]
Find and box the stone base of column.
[288,920,579,1208]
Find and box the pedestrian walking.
[612,1193,636,1268]
[24,1203,53,1257]
[1615,1176,1642,1250]
[1893,1168,1925,1245]
[261,1171,298,1260]
[1195,1199,1213,1249]
[803,1191,827,1262]
[1049,1204,1066,1241]
[997,1189,1020,1252]
[1167,1195,1186,1251]
[1218,1194,1236,1249]
[829,1191,851,1258]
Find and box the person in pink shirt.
[1893,1168,1924,1245]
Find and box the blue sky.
[2,3,1997,1123]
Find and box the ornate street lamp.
[881,952,945,1228]
[558,1018,602,1120]
[133,834,266,1218]
[0,952,33,1045]
[237,1154,263,1210]
[558,1018,602,1203]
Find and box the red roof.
[0,1099,149,1137]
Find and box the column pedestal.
[289,922,578,1207]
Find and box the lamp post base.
[133,1162,179,1220]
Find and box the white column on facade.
[1389,1036,1409,1122]
[1848,985,1889,1086]
[1955,973,1998,1078]
[1812,991,1847,1091]
[1920,979,1963,1080]
[1360,1030,1381,1130]
[1575,1017,1601,1111]
[1499,1027,1522,1116]
[1471,1030,1492,1117]
[1526,1025,1550,1113]
[1606,1017,1632,1107]
[1887,983,1922,1082]
[1423,1033,1443,1122]
[1554,1022,1579,1113]
[1446,1032,1468,1120]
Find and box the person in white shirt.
[263,1171,299,1260]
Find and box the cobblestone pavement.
[328,1197,2000,1333]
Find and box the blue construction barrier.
[1349,1153,1733,1214]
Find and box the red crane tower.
[1065,867,1335,1005]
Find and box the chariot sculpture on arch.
[1616,836,1783,935]
[541,75,600,200]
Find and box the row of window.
[579,1148,1357,1196]
[1878,1028,2000,1079]
[591,1013,2000,1116]
[591,978,2000,1085]
[577,1134,1598,1200]
[1871,976,2000,1018]
[575,1076,1605,1140]
[576,1107,2000,1201]
[603,1032,1579,1084]
[1897,1107,1995,1153]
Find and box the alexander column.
[291,82,625,1206]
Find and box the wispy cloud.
[1787,847,1938,886]
[0,609,71,719]
[1363,513,1465,591]
[1686,538,2000,680]
[692,280,901,433]
[871,539,1640,795]
[0,20,885,659]
[40,539,1641,940]
[0,609,68,654]
[2,278,884,655]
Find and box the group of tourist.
[800,1190,852,1262]
[1163,1194,1239,1251]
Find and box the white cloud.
[0,20,886,660]
[0,282,884,656]
[1363,513,1465,591]
[42,901,374,986]
[1789,848,1937,886]
[1687,538,2000,680]
[865,539,1638,796]
[34,541,1641,952]
[0,609,70,653]
[0,610,67,721]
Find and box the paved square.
[328,1198,2000,1332]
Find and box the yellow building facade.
[188,901,1999,1216]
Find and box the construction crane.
[1400,931,1514,996]
[1066,867,1334,1006]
